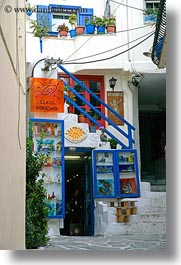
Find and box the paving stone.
[43,233,166,251]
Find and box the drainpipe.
[128,79,141,181]
[126,0,131,63]
[126,1,141,179]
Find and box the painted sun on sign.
[30,78,64,113]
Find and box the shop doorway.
[60,148,94,236]
[139,110,166,182]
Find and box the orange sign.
[30,78,64,113]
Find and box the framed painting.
[107,91,124,125]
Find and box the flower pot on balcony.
[69,29,76,38]
[106,25,116,33]
[59,30,68,37]
[97,25,105,34]
[75,26,85,35]
[89,125,96,133]
[85,24,95,34]
[78,114,86,123]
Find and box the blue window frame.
[93,149,141,199]
[36,4,93,36]
[93,150,117,199]
[144,0,160,23]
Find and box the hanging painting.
[107,91,124,125]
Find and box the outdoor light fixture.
[109,77,117,91]
[143,51,152,57]
[64,156,81,160]
[131,75,143,87]
[143,47,152,58]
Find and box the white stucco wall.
[0,0,26,249]
[26,0,160,149]
[26,0,157,71]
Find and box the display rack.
[93,149,140,198]
[30,118,65,218]
[116,150,140,197]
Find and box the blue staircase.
[58,64,135,149]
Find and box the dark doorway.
[139,110,166,182]
[60,148,94,236]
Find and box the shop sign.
[65,125,89,143]
[30,78,64,113]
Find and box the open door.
[84,155,94,236]
[60,148,94,236]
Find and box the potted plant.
[89,121,96,133]
[105,16,116,33]
[108,138,118,149]
[75,24,85,35]
[84,16,96,34]
[30,17,50,53]
[94,16,106,34]
[25,1,35,16]
[78,113,86,123]
[144,8,158,22]
[64,85,76,113]
[69,13,85,35]
[57,23,69,37]
[68,14,77,38]
[30,19,49,38]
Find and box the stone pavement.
[43,232,166,251]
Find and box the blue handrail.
[59,64,135,129]
[64,82,133,143]
[65,95,127,149]
[59,64,135,148]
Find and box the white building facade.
[26,0,166,237]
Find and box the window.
[52,14,69,32]
[59,75,105,127]
[144,1,160,23]
[36,4,94,36]
[145,0,160,10]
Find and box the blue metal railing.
[59,64,135,148]
[64,94,127,149]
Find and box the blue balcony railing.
[58,64,135,149]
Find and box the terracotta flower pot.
[75,26,85,35]
[106,25,116,33]
[78,114,86,123]
[59,30,68,37]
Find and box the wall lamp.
[143,51,152,57]
[109,77,117,91]
[131,75,143,88]
[143,47,152,58]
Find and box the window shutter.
[77,8,94,33]
[36,5,52,33]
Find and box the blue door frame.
[64,147,94,236]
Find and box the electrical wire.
[110,0,144,12]
[116,24,151,33]
[62,31,154,65]
[63,31,154,63]
[63,25,152,63]
[64,35,94,62]
[31,58,46,78]
[111,0,125,15]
